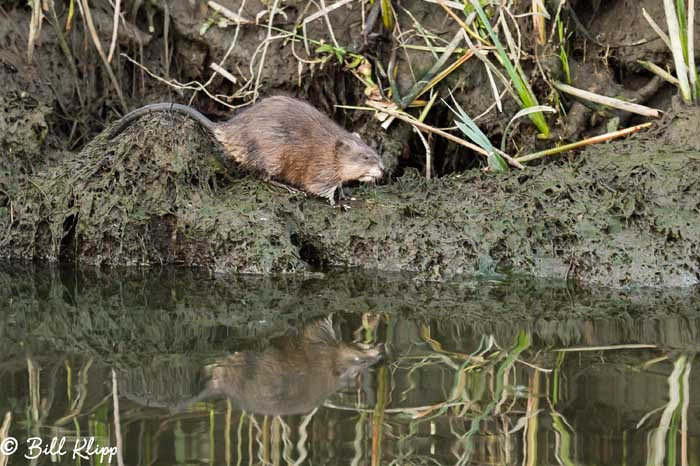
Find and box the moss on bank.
[2,109,699,288]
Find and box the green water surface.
[0,264,699,465]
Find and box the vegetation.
[17,0,695,176]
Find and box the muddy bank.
[2,107,700,288]
[1,0,700,287]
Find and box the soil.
[0,0,699,288]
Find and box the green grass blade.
[469,0,550,136]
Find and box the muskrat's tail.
[108,103,216,138]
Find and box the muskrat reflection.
[186,316,383,415]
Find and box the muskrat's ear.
[304,315,338,344]
[335,139,350,153]
[352,131,361,138]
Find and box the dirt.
[1,0,699,288]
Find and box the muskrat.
[109,96,385,205]
[121,317,384,415]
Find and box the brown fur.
[111,97,384,204]
[195,317,384,415]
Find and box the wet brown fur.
[194,317,384,415]
[111,96,384,204]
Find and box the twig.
[107,0,120,62]
[254,0,282,101]
[122,53,238,109]
[111,369,125,466]
[367,101,524,169]
[191,0,249,104]
[516,122,652,163]
[553,343,657,352]
[421,0,465,9]
[208,1,252,24]
[302,0,354,54]
[210,63,237,84]
[638,60,679,86]
[319,0,339,49]
[553,81,662,118]
[303,0,354,24]
[78,0,127,112]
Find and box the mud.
[1,0,699,288]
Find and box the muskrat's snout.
[354,342,385,364]
[362,160,384,182]
[341,135,386,183]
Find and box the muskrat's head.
[337,134,384,183]
[334,342,385,380]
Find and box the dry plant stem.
[642,9,673,51]
[368,101,524,169]
[79,0,127,112]
[319,0,340,49]
[48,0,83,105]
[398,31,464,108]
[302,0,354,54]
[515,122,652,163]
[554,343,657,352]
[435,0,486,45]
[362,1,381,37]
[662,0,691,102]
[163,2,171,81]
[422,0,465,9]
[532,0,546,45]
[254,0,282,101]
[208,1,252,24]
[681,359,691,466]
[27,0,43,64]
[415,128,432,180]
[122,54,238,110]
[688,0,697,101]
[111,369,125,466]
[210,63,237,84]
[192,0,249,105]
[461,30,518,103]
[107,0,120,62]
[638,60,680,86]
[545,0,565,44]
[0,412,11,466]
[553,82,661,118]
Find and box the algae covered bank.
[1,0,700,288]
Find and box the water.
[1,264,699,465]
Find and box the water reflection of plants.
[1,315,698,466]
